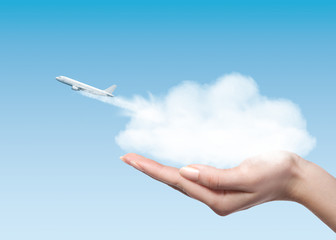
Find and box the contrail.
[80,91,138,112]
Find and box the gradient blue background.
[0,0,335,239]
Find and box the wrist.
[285,155,336,231]
[283,153,312,203]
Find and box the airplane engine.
[72,86,79,91]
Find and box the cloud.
[82,73,316,167]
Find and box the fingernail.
[179,167,199,181]
[120,155,128,163]
[130,160,143,172]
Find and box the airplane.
[56,76,116,97]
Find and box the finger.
[120,153,221,206]
[121,153,183,186]
[167,184,189,197]
[179,164,250,191]
[130,159,189,197]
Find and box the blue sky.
[0,0,335,239]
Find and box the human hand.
[120,151,305,216]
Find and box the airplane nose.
[56,76,61,80]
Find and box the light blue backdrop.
[0,0,335,239]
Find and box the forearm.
[292,158,336,232]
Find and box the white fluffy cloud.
[83,73,316,167]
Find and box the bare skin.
[120,151,336,232]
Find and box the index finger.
[121,153,219,206]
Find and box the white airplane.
[56,76,116,97]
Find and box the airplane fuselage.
[56,76,115,97]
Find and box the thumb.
[179,164,248,191]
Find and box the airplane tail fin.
[105,84,117,94]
